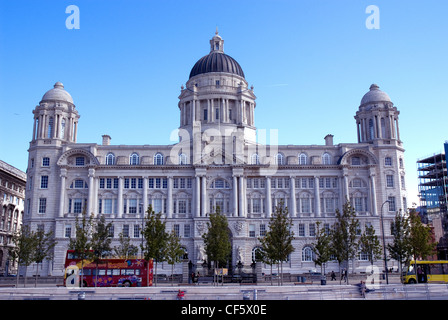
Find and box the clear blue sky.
[1,0,447,206]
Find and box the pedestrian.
[177,289,185,300]
[360,281,366,298]
[331,271,336,281]
[190,272,195,284]
[341,269,345,281]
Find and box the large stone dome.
[360,84,391,106]
[41,82,74,104]
[189,31,245,79]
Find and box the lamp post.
[380,200,390,284]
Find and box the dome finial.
[215,26,219,35]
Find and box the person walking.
[331,271,336,281]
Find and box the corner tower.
[178,31,256,165]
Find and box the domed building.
[23,32,407,280]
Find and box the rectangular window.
[309,223,316,237]
[40,176,48,189]
[260,224,266,237]
[75,157,85,166]
[42,157,50,166]
[153,199,162,214]
[184,224,191,238]
[388,197,396,212]
[73,198,83,214]
[104,199,113,214]
[249,224,256,238]
[386,175,394,188]
[204,109,208,121]
[123,225,130,238]
[65,225,72,238]
[99,178,105,189]
[298,224,305,237]
[38,198,47,214]
[124,178,129,189]
[131,178,137,189]
[385,157,392,166]
[106,178,112,189]
[252,198,261,213]
[133,225,140,238]
[174,224,180,237]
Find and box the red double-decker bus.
[64,250,153,287]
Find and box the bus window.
[98,269,106,276]
[121,269,134,275]
[407,264,415,275]
[135,269,141,276]
[112,269,120,276]
[80,269,92,276]
[429,264,443,275]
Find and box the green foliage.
[114,232,138,258]
[68,208,95,261]
[140,205,169,263]
[258,201,294,285]
[359,223,382,265]
[91,215,113,261]
[202,206,231,268]
[311,221,332,272]
[408,209,436,261]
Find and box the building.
[24,32,407,277]
[0,160,26,275]
[417,143,448,258]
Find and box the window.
[75,157,85,166]
[179,153,188,165]
[38,198,47,214]
[73,179,86,189]
[42,157,50,166]
[133,225,140,238]
[215,108,219,120]
[298,224,305,237]
[154,153,163,165]
[184,224,191,238]
[73,199,83,214]
[322,153,331,165]
[40,176,48,189]
[275,153,284,165]
[309,223,316,237]
[123,225,129,238]
[302,247,314,262]
[48,117,54,138]
[388,197,396,212]
[299,153,307,165]
[369,119,374,140]
[128,199,137,214]
[385,157,392,166]
[106,153,115,165]
[203,109,208,121]
[64,225,72,238]
[251,153,260,165]
[60,118,66,139]
[103,199,113,214]
[249,224,256,237]
[130,153,139,165]
[260,224,266,237]
[401,176,406,189]
[386,175,394,188]
[351,157,360,165]
[399,158,404,168]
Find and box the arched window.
[154,153,163,165]
[179,153,188,165]
[322,153,331,165]
[106,153,115,165]
[129,153,139,165]
[369,119,374,140]
[251,153,260,165]
[299,153,307,165]
[275,153,284,165]
[302,246,314,262]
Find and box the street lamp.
[380,200,390,284]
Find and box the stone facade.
[0,160,26,275]
[23,32,407,277]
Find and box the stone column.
[118,176,123,218]
[201,176,207,217]
[239,176,245,217]
[290,176,296,217]
[233,175,238,217]
[88,169,95,216]
[266,176,272,218]
[58,168,67,218]
[167,176,173,218]
[143,177,148,216]
[195,176,201,217]
[314,176,321,217]
[369,171,378,216]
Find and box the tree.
[202,206,231,285]
[165,230,185,286]
[10,225,36,287]
[257,235,277,286]
[311,221,332,276]
[388,210,411,281]
[114,232,138,259]
[408,209,436,262]
[331,201,360,284]
[141,205,169,286]
[68,208,95,287]
[359,223,382,267]
[91,215,112,287]
[259,201,294,286]
[33,228,57,287]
